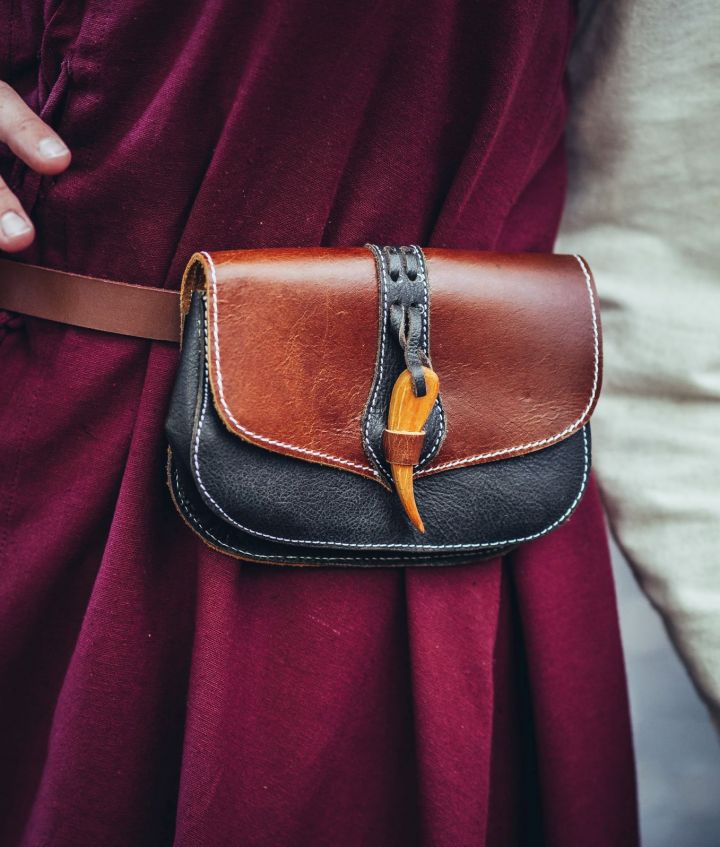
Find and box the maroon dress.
[0,2,638,845]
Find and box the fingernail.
[0,211,32,239]
[38,136,69,159]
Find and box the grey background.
[612,543,720,845]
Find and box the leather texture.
[0,257,180,343]
[382,431,426,466]
[183,248,381,480]
[184,247,601,483]
[165,289,593,567]
[362,245,444,482]
[420,249,602,475]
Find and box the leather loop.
[382,429,426,466]
[390,302,427,396]
[0,258,181,343]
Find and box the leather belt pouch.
[165,245,602,567]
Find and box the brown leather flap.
[182,247,601,481]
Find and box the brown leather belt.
[0,258,181,343]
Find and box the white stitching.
[412,245,446,465]
[421,405,445,462]
[177,318,488,563]
[362,245,392,482]
[202,250,599,479]
[174,467,500,562]
[416,254,600,475]
[202,251,373,475]
[414,245,429,351]
[191,307,591,551]
[182,417,588,555]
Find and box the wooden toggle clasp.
[383,365,440,533]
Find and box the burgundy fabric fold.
[0,1,638,845]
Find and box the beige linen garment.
[558,0,720,725]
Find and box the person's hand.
[0,80,71,252]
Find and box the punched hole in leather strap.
[0,258,181,343]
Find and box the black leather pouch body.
[166,246,602,567]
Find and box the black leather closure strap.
[389,299,428,396]
[386,247,428,396]
[361,245,445,483]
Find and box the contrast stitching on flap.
[416,253,600,475]
[192,333,591,550]
[412,245,445,465]
[203,250,599,478]
[202,251,376,476]
[362,245,444,477]
[362,244,392,482]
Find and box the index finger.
[0,80,71,175]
